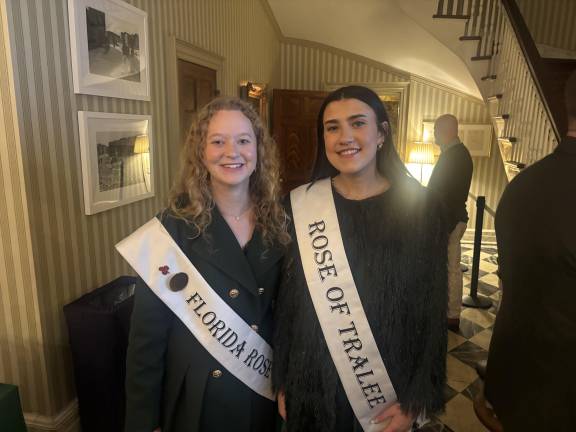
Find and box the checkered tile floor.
[420,245,500,432]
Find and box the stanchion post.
[462,196,493,309]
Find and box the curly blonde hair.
[168,96,290,247]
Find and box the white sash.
[116,217,274,400]
[291,179,397,431]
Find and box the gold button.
[228,288,240,298]
[211,369,222,378]
[251,324,259,332]
[258,287,265,295]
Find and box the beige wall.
[2,0,280,417]
[279,40,507,230]
[517,0,576,52]
[0,0,51,415]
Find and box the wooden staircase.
[433,0,576,180]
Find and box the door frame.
[324,81,410,160]
[165,35,225,181]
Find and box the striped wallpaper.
[3,0,545,421]
[484,3,559,169]
[2,0,280,417]
[279,40,508,230]
[516,0,576,52]
[0,0,52,416]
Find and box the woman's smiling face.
[203,109,257,189]
[322,98,386,178]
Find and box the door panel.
[272,89,329,194]
[169,60,217,186]
[177,60,216,143]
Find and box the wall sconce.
[406,142,435,185]
[239,81,265,100]
[239,81,269,125]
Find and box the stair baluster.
[463,0,474,36]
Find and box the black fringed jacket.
[273,178,449,432]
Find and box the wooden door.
[168,60,217,185]
[272,89,329,194]
[178,60,217,143]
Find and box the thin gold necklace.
[220,205,252,222]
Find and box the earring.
[377,142,384,150]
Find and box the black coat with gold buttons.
[125,209,284,432]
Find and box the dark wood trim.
[542,58,576,66]
[432,14,471,19]
[500,0,560,141]
[493,114,510,120]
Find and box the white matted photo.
[422,121,492,157]
[78,111,154,214]
[68,0,150,100]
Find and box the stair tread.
[433,14,471,19]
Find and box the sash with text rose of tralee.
[116,217,274,400]
[291,178,398,431]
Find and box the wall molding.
[280,37,484,102]
[409,75,485,104]
[164,35,225,185]
[259,0,284,39]
[25,399,80,432]
[282,37,409,80]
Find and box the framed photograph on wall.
[78,111,154,215]
[422,121,492,157]
[68,0,150,100]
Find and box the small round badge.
[169,272,189,292]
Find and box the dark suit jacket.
[125,209,283,432]
[427,142,473,232]
[485,137,576,431]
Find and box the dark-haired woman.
[273,86,448,432]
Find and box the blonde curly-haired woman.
[123,97,289,432]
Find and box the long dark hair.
[311,85,411,184]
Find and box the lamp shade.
[133,135,149,154]
[408,142,435,164]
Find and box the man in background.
[427,114,473,331]
[485,71,576,431]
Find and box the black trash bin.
[64,276,137,432]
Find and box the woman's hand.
[153,429,161,432]
[278,390,287,421]
[371,403,414,432]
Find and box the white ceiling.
[267,0,481,98]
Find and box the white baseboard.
[462,228,496,245]
[25,399,80,432]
